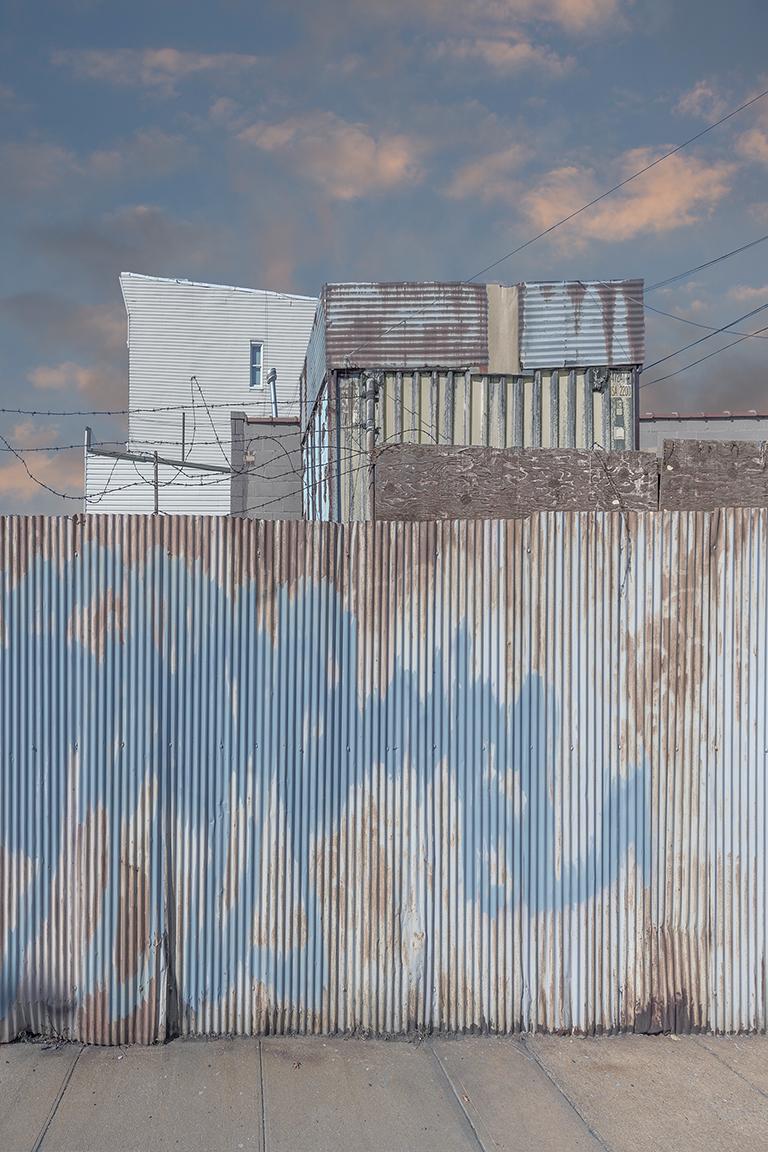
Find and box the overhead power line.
[576,267,768,346]
[467,86,768,283]
[643,299,768,338]
[646,233,768,292]
[641,300,768,373]
[641,320,768,389]
[343,84,768,367]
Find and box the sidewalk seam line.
[259,1038,267,1152]
[519,1037,615,1152]
[30,1043,84,1152]
[428,1043,491,1152]
[693,1035,768,1101]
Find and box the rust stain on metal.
[2,512,767,1042]
[67,587,127,662]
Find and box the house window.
[250,341,263,389]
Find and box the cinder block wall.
[231,412,303,518]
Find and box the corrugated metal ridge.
[322,283,488,371]
[520,279,645,368]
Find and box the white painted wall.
[84,274,318,514]
[640,416,768,454]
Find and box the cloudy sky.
[1,0,768,511]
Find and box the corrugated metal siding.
[303,390,331,522]
[85,450,231,515]
[316,369,637,521]
[1,512,766,1042]
[301,295,327,433]
[520,280,645,369]
[122,275,317,469]
[322,283,488,371]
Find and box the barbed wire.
[0,396,300,417]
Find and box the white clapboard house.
[84,273,317,514]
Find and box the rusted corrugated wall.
[321,282,489,372]
[519,280,645,369]
[1,512,766,1042]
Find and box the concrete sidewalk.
[2,1034,767,1152]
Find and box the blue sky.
[1,0,768,511]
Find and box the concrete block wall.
[230,412,303,518]
[660,439,768,511]
[372,445,659,520]
[371,440,768,520]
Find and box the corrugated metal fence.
[1,512,766,1042]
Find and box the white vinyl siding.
[85,451,231,515]
[121,274,317,470]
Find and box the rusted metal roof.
[2,511,764,1042]
[322,282,489,370]
[520,279,645,368]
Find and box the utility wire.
[643,299,768,338]
[5,435,371,506]
[646,233,768,291]
[343,84,768,365]
[641,320,768,389]
[467,87,768,284]
[573,272,768,350]
[12,74,768,506]
[240,431,426,517]
[642,300,768,372]
[192,375,231,468]
[0,435,303,453]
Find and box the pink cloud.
[520,149,733,246]
[437,34,574,73]
[349,0,622,32]
[0,423,84,505]
[675,80,728,120]
[8,421,61,450]
[736,126,768,165]
[28,360,124,403]
[238,112,424,200]
[482,0,621,31]
[0,451,84,505]
[728,284,768,304]
[52,48,262,95]
[447,144,527,201]
[0,130,193,199]
[0,142,79,194]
